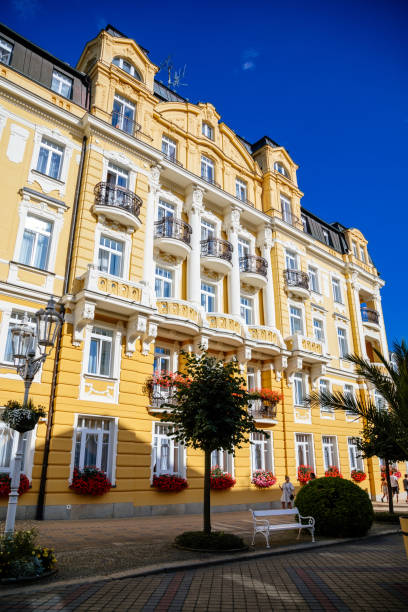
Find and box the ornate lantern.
[10,314,35,363]
[35,297,63,356]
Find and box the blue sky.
[4,0,408,347]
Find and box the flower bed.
[324,466,343,478]
[0,529,56,580]
[351,469,367,483]
[69,467,111,496]
[210,466,236,490]
[0,473,30,497]
[297,465,313,484]
[251,470,277,488]
[152,474,188,492]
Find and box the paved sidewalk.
[0,533,406,610]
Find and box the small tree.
[158,350,264,534]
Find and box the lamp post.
[5,297,63,534]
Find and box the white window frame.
[250,432,274,473]
[0,416,37,482]
[322,229,331,246]
[274,161,289,178]
[0,37,13,65]
[201,219,216,241]
[101,152,137,194]
[280,194,292,224]
[201,155,214,182]
[51,70,73,98]
[112,94,136,135]
[36,137,64,180]
[112,56,142,80]
[162,135,177,161]
[308,266,319,293]
[352,242,358,258]
[290,305,304,335]
[235,178,247,202]
[28,126,75,196]
[319,379,334,419]
[2,309,36,364]
[240,295,254,325]
[285,250,298,270]
[344,384,358,421]
[201,281,217,313]
[93,222,132,282]
[151,422,186,480]
[313,317,325,343]
[348,437,364,472]
[18,214,53,271]
[359,246,366,263]
[295,433,315,470]
[211,449,234,476]
[322,435,340,471]
[81,323,122,403]
[337,327,349,359]
[87,326,114,378]
[97,234,124,278]
[155,265,173,298]
[332,277,343,304]
[293,373,306,407]
[202,122,214,139]
[69,414,118,484]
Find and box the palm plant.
[308,341,408,514]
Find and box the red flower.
[297,465,314,483]
[324,466,343,478]
[0,473,30,496]
[152,474,188,492]
[70,467,111,496]
[210,466,236,490]
[351,470,367,483]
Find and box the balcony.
[148,389,176,413]
[240,255,268,289]
[205,313,243,347]
[156,298,202,335]
[154,218,192,260]
[201,238,233,275]
[162,152,183,167]
[93,182,142,229]
[285,333,328,364]
[361,306,380,330]
[246,325,282,354]
[111,110,141,137]
[248,399,278,424]
[201,174,221,189]
[284,269,310,299]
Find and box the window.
[337,328,348,359]
[293,373,305,406]
[211,449,234,474]
[0,422,30,475]
[87,327,113,377]
[112,56,142,80]
[51,70,73,98]
[295,433,313,468]
[107,162,129,189]
[98,235,123,277]
[19,215,53,270]
[155,266,172,298]
[313,319,324,342]
[201,155,214,182]
[332,278,342,303]
[352,242,358,258]
[238,238,250,259]
[285,250,297,270]
[240,296,253,325]
[201,219,215,241]
[0,37,13,65]
[153,346,171,374]
[344,384,356,419]
[250,432,273,473]
[162,135,177,161]
[247,366,256,392]
[301,215,309,233]
[374,391,386,412]
[3,311,35,363]
[308,267,319,293]
[322,436,338,470]
[157,199,175,221]
[280,195,292,224]
[274,162,289,178]
[112,94,135,135]
[36,137,64,179]
[202,123,213,139]
[359,246,366,263]
[319,379,333,416]
[73,416,116,479]
[290,306,303,335]
[348,437,363,471]
[236,178,247,202]
[201,282,216,312]
[152,423,184,477]
[322,229,331,246]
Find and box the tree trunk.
[203,449,211,535]
[385,458,394,514]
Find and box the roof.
[105,24,150,56]
[154,80,188,103]
[301,207,349,254]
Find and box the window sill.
[10,261,55,276]
[31,169,64,185]
[84,373,118,382]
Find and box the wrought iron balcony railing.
[248,399,277,420]
[240,255,268,277]
[361,306,379,324]
[111,110,141,136]
[201,238,233,262]
[284,269,309,290]
[150,390,177,410]
[162,152,183,167]
[94,182,142,218]
[154,218,192,245]
[201,174,221,189]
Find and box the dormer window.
[322,229,332,246]
[202,123,213,140]
[112,56,142,81]
[274,162,289,178]
[0,37,13,65]
[51,70,73,99]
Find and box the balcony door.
[106,163,129,206]
[112,94,135,135]
[157,200,175,238]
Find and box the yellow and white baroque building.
[0,23,399,520]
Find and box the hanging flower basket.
[152,474,188,492]
[324,466,343,478]
[251,470,277,488]
[0,473,30,497]
[2,400,46,433]
[249,388,282,406]
[297,465,313,484]
[69,467,111,496]
[210,466,236,490]
[351,470,367,483]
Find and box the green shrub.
[374,511,408,524]
[295,477,374,537]
[175,531,246,551]
[0,529,57,579]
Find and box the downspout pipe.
[35,135,87,520]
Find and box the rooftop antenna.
[158,56,188,91]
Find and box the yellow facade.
[0,23,400,520]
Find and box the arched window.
[274,161,290,178]
[112,57,142,81]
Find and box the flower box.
[69,467,111,496]
[324,466,343,478]
[2,400,46,433]
[210,466,236,490]
[251,470,277,488]
[152,474,188,492]
[351,470,367,483]
[0,473,30,497]
[297,465,313,484]
[249,388,282,406]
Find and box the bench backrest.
[251,508,298,518]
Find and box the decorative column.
[372,286,389,360]
[257,224,276,328]
[225,208,241,317]
[185,185,204,306]
[143,164,161,298]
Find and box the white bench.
[250,508,315,548]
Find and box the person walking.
[280,475,295,509]
[403,474,408,503]
[390,472,399,504]
[381,478,388,503]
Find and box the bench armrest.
[298,514,315,527]
[253,518,270,528]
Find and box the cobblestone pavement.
[0,534,406,611]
